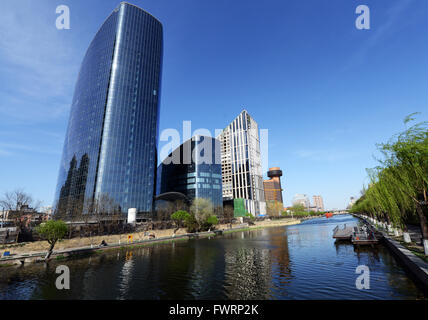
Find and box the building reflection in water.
[223,228,291,299]
[185,239,227,299]
[269,228,292,283]
[118,251,135,299]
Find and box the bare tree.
[155,199,188,222]
[190,198,214,231]
[0,188,38,211]
[0,189,42,242]
[223,205,234,228]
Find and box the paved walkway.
[407,224,423,243]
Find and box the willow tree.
[378,167,416,230]
[369,168,406,229]
[378,115,428,252]
[351,114,428,254]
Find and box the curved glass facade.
[157,136,223,216]
[54,3,163,218]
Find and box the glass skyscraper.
[54,3,163,218]
[157,136,223,215]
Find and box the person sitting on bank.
[100,240,108,247]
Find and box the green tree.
[203,215,219,231]
[351,114,428,254]
[36,220,68,260]
[378,116,428,241]
[289,204,308,216]
[171,210,191,234]
[205,215,218,225]
[245,212,255,222]
[184,214,199,233]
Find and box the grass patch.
[398,240,428,263]
[223,221,300,235]
[223,226,268,234]
[223,228,251,234]
[0,243,26,250]
[412,250,428,263]
[0,263,15,268]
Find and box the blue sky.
[0,0,427,210]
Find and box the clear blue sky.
[0,0,427,210]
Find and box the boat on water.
[332,224,355,240]
[332,223,381,245]
[351,224,380,245]
[325,212,333,218]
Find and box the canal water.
[0,214,426,299]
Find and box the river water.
[0,214,426,299]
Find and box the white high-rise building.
[292,194,310,209]
[218,110,266,216]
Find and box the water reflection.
[0,215,425,300]
[118,251,135,299]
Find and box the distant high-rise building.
[157,135,223,215]
[292,194,310,209]
[264,167,284,203]
[218,110,266,216]
[313,195,324,212]
[264,167,284,216]
[54,3,163,219]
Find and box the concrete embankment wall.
[383,236,428,292]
